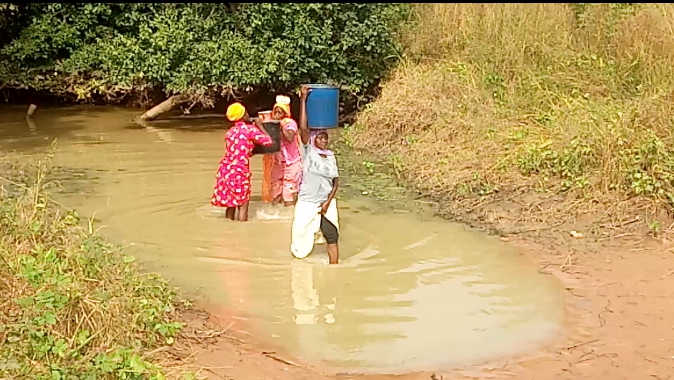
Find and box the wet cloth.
[291,142,340,258]
[278,118,302,165]
[211,121,273,207]
[271,157,303,203]
[319,215,339,244]
[262,153,275,203]
[271,117,302,202]
[297,143,338,204]
[258,110,275,203]
[269,99,302,202]
[291,198,339,259]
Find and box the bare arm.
[321,177,339,214]
[299,86,310,145]
[252,117,270,138]
[249,120,274,147]
[327,178,339,204]
[282,123,296,142]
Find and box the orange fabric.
[267,120,302,204]
[258,110,274,203]
[260,111,303,204]
[262,154,274,203]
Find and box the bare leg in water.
[327,243,339,265]
[226,202,250,222]
[237,202,250,222]
[320,216,339,264]
[225,207,236,220]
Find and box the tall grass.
[349,3,674,224]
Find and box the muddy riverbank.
[338,138,674,380]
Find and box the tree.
[0,3,409,119]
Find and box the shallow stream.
[0,106,565,374]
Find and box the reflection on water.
[291,261,336,325]
[0,106,565,374]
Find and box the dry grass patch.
[347,3,674,232]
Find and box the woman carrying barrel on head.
[211,102,273,222]
[290,86,340,264]
[270,95,303,206]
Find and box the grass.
[346,3,674,231]
[0,153,199,380]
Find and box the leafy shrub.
[0,156,189,380]
[0,3,409,101]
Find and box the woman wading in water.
[270,95,303,206]
[290,86,340,264]
[211,102,273,221]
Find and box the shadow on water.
[0,105,567,375]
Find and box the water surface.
[0,106,565,374]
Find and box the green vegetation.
[0,155,193,380]
[0,3,409,106]
[347,3,674,227]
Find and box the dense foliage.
[0,3,409,103]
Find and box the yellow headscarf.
[273,94,292,118]
[273,103,291,118]
[226,102,246,122]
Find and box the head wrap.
[273,95,291,118]
[309,129,334,156]
[226,102,246,122]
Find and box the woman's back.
[224,121,266,170]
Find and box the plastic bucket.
[258,110,272,122]
[305,84,339,129]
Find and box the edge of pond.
[179,133,588,380]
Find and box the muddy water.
[0,106,565,374]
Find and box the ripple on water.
[0,107,566,375]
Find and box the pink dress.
[211,121,273,207]
[271,118,303,202]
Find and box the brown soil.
[171,201,674,380]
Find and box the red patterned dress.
[211,121,273,207]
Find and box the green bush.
[0,3,409,101]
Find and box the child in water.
[211,102,273,221]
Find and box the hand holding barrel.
[251,117,263,129]
[299,86,310,144]
[300,85,312,99]
[301,84,339,129]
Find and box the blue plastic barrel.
[305,84,339,129]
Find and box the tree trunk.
[137,94,190,121]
